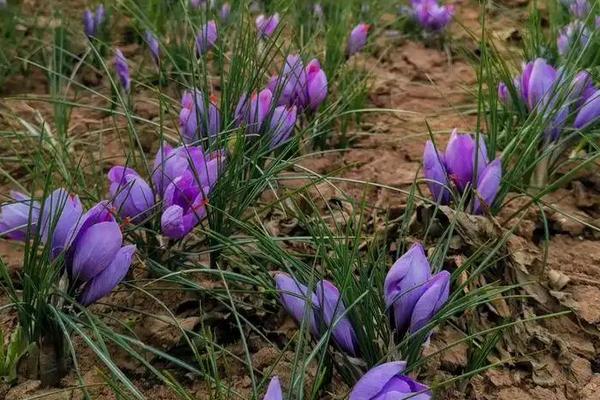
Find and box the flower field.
[1,0,600,399]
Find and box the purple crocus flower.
[305,59,328,111]
[269,106,297,148]
[154,145,223,239]
[145,31,160,66]
[569,70,593,104]
[220,3,231,22]
[569,0,590,19]
[349,361,432,400]
[263,376,283,400]
[179,90,221,143]
[274,272,319,336]
[83,5,105,38]
[108,166,155,222]
[0,192,40,241]
[557,21,590,57]
[444,129,489,192]
[315,280,359,356]
[190,0,206,8]
[152,144,222,197]
[472,159,502,215]
[196,20,218,56]
[160,171,209,240]
[520,58,559,112]
[497,82,510,106]
[39,189,84,259]
[83,10,96,37]
[256,13,280,38]
[269,56,328,111]
[313,3,324,19]
[67,201,135,306]
[270,55,307,107]
[422,140,451,204]
[114,49,131,93]
[422,130,502,212]
[346,23,370,56]
[574,89,600,129]
[411,0,455,32]
[235,88,274,135]
[384,243,432,333]
[95,4,105,26]
[409,271,450,333]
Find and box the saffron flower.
[83,4,105,38]
[569,0,590,19]
[574,90,600,129]
[256,13,280,38]
[263,377,283,400]
[268,55,328,111]
[269,106,297,148]
[346,23,369,56]
[196,20,218,56]
[313,3,324,19]
[422,130,502,213]
[384,243,450,335]
[114,49,131,93]
[68,201,136,306]
[152,145,222,239]
[409,0,455,32]
[39,189,84,259]
[0,192,40,241]
[315,280,359,356]
[274,273,359,355]
[1,189,83,258]
[179,90,221,143]
[498,58,597,140]
[497,81,512,107]
[160,171,209,240]
[107,166,155,222]
[274,272,319,336]
[235,89,299,147]
[220,3,231,22]
[145,31,160,66]
[557,21,590,57]
[349,361,432,400]
[152,144,222,197]
[235,88,274,135]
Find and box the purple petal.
[274,272,319,337]
[422,141,450,204]
[263,376,283,400]
[347,23,369,56]
[196,20,218,55]
[409,271,450,333]
[256,13,280,38]
[349,361,407,400]
[79,244,136,306]
[473,159,502,214]
[0,191,40,241]
[306,59,328,111]
[83,10,96,37]
[269,106,297,149]
[526,58,557,111]
[575,89,600,130]
[39,188,84,258]
[71,221,123,282]
[383,243,432,333]
[315,280,359,356]
[114,49,131,93]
